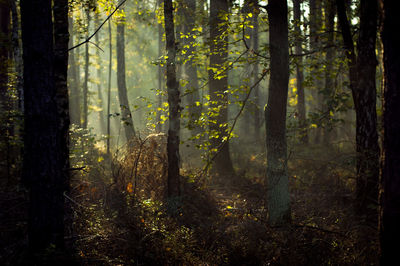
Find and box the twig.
[68,0,127,51]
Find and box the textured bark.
[164,0,181,197]
[337,0,379,214]
[83,10,90,129]
[53,0,70,203]
[265,0,291,226]
[209,0,235,176]
[116,4,135,143]
[21,0,65,252]
[380,0,400,263]
[293,0,308,144]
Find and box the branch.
[199,69,268,177]
[68,0,127,51]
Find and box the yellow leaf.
[127,182,133,193]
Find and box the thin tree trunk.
[209,0,235,176]
[266,0,291,226]
[293,0,308,144]
[107,20,112,156]
[83,10,90,129]
[164,0,181,198]
[116,2,135,143]
[380,0,400,263]
[323,0,336,145]
[67,19,81,126]
[21,0,65,252]
[95,13,106,135]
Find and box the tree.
[265,0,291,226]
[20,0,69,253]
[209,0,235,177]
[107,19,112,156]
[380,0,400,263]
[292,0,308,144]
[336,0,379,214]
[68,17,82,126]
[322,0,336,145]
[116,0,136,143]
[164,0,181,198]
[83,8,91,129]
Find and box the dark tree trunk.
[116,3,136,143]
[293,0,308,144]
[265,0,291,226]
[336,0,379,214]
[209,0,235,176]
[53,0,70,212]
[164,0,181,198]
[83,10,90,129]
[0,1,11,182]
[20,0,66,253]
[380,0,400,263]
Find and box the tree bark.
[209,0,235,176]
[20,0,66,252]
[156,0,164,133]
[164,0,181,198]
[293,0,308,144]
[265,0,291,226]
[116,2,136,143]
[336,0,379,214]
[380,0,400,263]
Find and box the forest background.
[0,0,399,265]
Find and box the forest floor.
[0,145,380,265]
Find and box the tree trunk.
[293,0,308,144]
[21,0,66,252]
[309,0,323,143]
[67,18,81,126]
[83,9,90,129]
[380,0,400,263]
[323,0,336,145]
[164,0,181,198]
[265,0,291,226]
[336,0,379,214]
[95,13,107,135]
[107,20,112,156]
[116,3,136,144]
[209,0,235,177]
